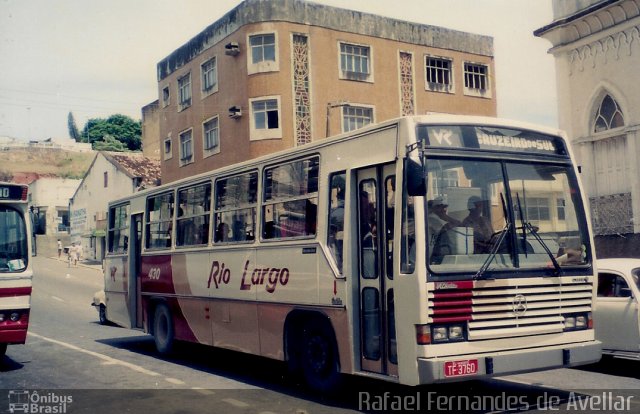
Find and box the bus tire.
[153,303,174,355]
[300,320,342,392]
[0,343,7,357]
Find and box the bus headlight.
[563,313,590,331]
[9,312,20,322]
[433,326,448,342]
[564,316,576,329]
[431,324,466,343]
[449,325,464,340]
[0,313,5,322]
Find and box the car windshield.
[424,157,589,275]
[0,206,28,272]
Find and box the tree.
[92,135,128,152]
[81,114,142,151]
[67,112,81,142]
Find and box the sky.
[0,0,556,141]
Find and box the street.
[1,255,639,413]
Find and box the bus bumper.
[0,329,28,345]
[417,340,601,383]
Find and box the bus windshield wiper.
[515,193,561,275]
[516,193,528,258]
[474,193,510,281]
[522,220,562,276]
[474,223,510,280]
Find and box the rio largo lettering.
[207,260,290,293]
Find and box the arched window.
[594,94,624,133]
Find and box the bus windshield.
[425,157,589,274]
[0,206,28,273]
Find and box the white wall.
[70,154,137,260]
[29,177,80,234]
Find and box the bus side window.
[215,171,258,244]
[262,157,319,240]
[328,172,345,273]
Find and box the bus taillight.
[416,325,431,345]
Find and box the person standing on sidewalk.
[57,239,62,258]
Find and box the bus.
[102,115,600,390]
[0,182,32,357]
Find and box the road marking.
[29,331,161,377]
[50,295,65,302]
[193,388,215,395]
[165,377,185,385]
[222,398,250,408]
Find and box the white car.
[595,258,640,359]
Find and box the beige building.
[535,0,640,257]
[157,0,497,183]
[141,100,161,160]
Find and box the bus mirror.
[406,157,426,196]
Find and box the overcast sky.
[0,0,555,141]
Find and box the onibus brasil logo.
[8,390,73,413]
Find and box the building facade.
[69,152,161,261]
[535,0,640,257]
[142,100,161,160]
[157,0,497,183]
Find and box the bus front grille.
[427,278,593,340]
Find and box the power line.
[0,86,147,106]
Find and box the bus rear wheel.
[153,303,174,355]
[300,322,341,392]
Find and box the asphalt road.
[1,256,639,413]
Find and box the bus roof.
[107,115,566,206]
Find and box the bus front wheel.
[153,303,174,355]
[300,322,342,392]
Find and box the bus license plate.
[444,359,478,377]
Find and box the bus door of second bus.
[357,164,398,377]
[128,213,143,329]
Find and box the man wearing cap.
[427,197,461,255]
[463,195,494,253]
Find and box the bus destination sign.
[419,125,567,156]
[0,184,27,201]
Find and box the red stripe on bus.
[0,287,32,297]
[433,291,473,299]
[432,299,473,307]
[431,307,472,315]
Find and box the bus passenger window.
[215,171,257,244]
[176,183,211,247]
[262,157,319,240]
[145,192,174,249]
[328,172,346,273]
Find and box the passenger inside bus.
[462,195,494,254]
[215,222,230,242]
[427,197,461,260]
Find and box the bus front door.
[357,165,398,377]
[129,213,143,329]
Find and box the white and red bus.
[0,182,32,357]
[103,115,600,390]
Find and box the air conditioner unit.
[225,42,240,56]
[228,106,242,119]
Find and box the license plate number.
[444,359,478,377]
